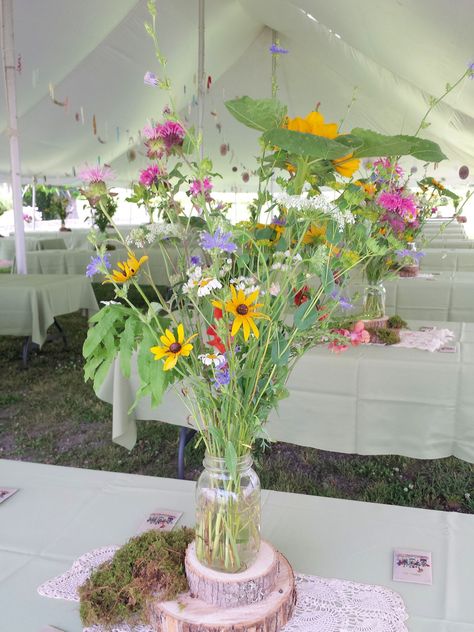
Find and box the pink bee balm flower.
[373,158,404,178]
[189,177,213,197]
[158,120,185,152]
[139,164,161,187]
[79,164,115,184]
[142,124,164,159]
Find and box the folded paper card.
[393,549,432,585]
[136,509,183,534]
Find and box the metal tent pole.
[0,0,26,272]
[197,0,205,159]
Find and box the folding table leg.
[177,427,197,479]
[53,318,68,350]
[21,337,32,368]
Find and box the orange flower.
[285,111,360,178]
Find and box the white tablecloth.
[0,459,472,632]
[97,321,474,462]
[420,249,474,272]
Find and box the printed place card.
[137,509,183,534]
[0,488,18,505]
[393,549,432,585]
[419,326,435,332]
[437,344,458,353]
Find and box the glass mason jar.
[195,453,261,573]
[363,281,386,319]
[399,241,419,277]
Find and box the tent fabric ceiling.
[1,0,473,189]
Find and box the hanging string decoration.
[92,115,97,136]
[459,165,469,180]
[16,54,22,74]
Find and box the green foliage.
[387,315,408,329]
[345,128,447,162]
[367,327,401,345]
[79,528,195,628]
[264,128,352,159]
[294,301,318,330]
[225,96,287,132]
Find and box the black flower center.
[169,342,182,354]
[236,303,249,316]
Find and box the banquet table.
[420,249,474,272]
[17,246,177,286]
[97,320,474,463]
[377,272,474,321]
[0,235,44,261]
[0,274,98,346]
[423,238,474,249]
[0,459,472,632]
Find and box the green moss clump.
[387,315,408,329]
[79,527,195,628]
[367,327,401,345]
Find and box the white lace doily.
[38,546,408,632]
[394,327,455,352]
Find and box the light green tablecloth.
[97,321,474,462]
[0,236,43,261]
[420,249,474,272]
[0,275,98,345]
[18,246,177,286]
[0,459,472,632]
[424,238,474,249]
[379,272,474,322]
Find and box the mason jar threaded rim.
[203,452,253,473]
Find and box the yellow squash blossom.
[150,324,197,371]
[104,253,148,284]
[213,286,268,341]
[285,110,360,178]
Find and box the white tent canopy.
[1,0,474,191]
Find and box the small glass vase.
[195,452,261,573]
[363,281,386,319]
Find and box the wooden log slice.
[362,315,389,330]
[185,540,279,608]
[149,552,296,632]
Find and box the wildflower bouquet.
[83,2,452,573]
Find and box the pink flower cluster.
[373,158,404,179]
[328,321,370,354]
[142,120,186,158]
[189,178,213,197]
[139,164,161,187]
[79,165,115,184]
[377,189,419,233]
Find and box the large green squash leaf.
[225,96,287,132]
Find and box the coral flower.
[285,110,359,177]
[302,224,326,244]
[213,286,268,341]
[150,324,197,371]
[103,253,148,284]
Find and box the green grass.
[0,288,472,514]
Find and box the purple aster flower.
[144,71,158,87]
[190,255,202,266]
[468,62,474,78]
[330,290,353,311]
[213,367,230,389]
[395,249,425,262]
[271,215,286,226]
[86,253,111,278]
[269,44,289,54]
[200,228,237,253]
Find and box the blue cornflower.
[269,44,289,54]
[468,62,474,79]
[190,255,202,265]
[86,253,111,278]
[200,228,237,253]
[213,367,231,389]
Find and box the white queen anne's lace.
[277,193,355,229]
[38,547,408,632]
